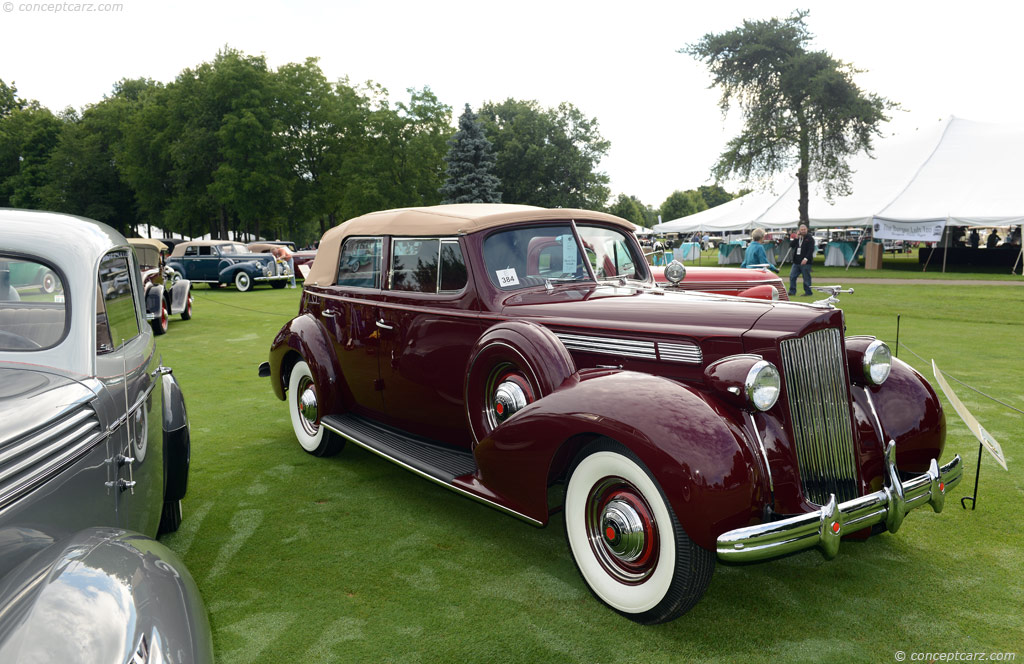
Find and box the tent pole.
[941,221,949,273]
[1012,224,1023,275]
[846,235,864,270]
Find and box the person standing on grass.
[788,223,816,296]
[741,228,779,272]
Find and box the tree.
[697,184,733,209]
[683,10,894,224]
[439,104,501,204]
[608,193,646,226]
[0,102,62,209]
[478,99,610,209]
[38,95,139,236]
[659,190,707,223]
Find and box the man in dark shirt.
[788,224,816,296]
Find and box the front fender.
[851,357,946,488]
[145,283,165,317]
[0,528,213,663]
[474,370,768,550]
[268,314,348,409]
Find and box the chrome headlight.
[664,260,686,284]
[745,361,781,411]
[863,339,892,385]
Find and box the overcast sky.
[3,0,1023,210]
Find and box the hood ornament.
[812,285,854,308]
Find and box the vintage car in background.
[260,203,961,624]
[0,210,212,661]
[649,263,788,300]
[167,239,292,291]
[128,238,194,335]
[248,241,317,280]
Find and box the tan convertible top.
[305,204,634,286]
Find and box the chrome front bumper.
[717,442,963,563]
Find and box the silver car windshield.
[0,257,68,351]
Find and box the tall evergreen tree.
[440,104,501,204]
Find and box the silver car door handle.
[322,310,337,318]
[375,320,393,330]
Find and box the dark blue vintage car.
[167,240,292,291]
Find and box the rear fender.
[268,314,348,409]
[474,369,769,550]
[161,371,190,501]
[167,279,192,314]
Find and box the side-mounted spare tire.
[464,320,576,445]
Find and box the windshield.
[483,224,588,290]
[0,257,68,351]
[576,225,648,281]
[219,243,249,255]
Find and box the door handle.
[322,310,337,318]
[375,320,393,331]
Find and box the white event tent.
[653,116,1024,247]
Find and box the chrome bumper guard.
[717,442,962,563]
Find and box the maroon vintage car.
[259,204,961,623]
[650,264,788,300]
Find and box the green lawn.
[157,282,1023,664]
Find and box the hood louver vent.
[0,403,105,511]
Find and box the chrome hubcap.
[586,478,659,583]
[297,378,319,436]
[493,379,528,423]
[601,499,646,562]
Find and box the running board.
[320,413,542,526]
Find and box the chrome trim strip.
[745,412,774,493]
[556,333,657,359]
[717,443,962,563]
[321,421,544,527]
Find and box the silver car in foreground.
[0,209,212,662]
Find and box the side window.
[336,237,382,288]
[199,246,212,256]
[185,246,198,257]
[96,251,140,353]
[390,239,439,293]
[439,241,467,292]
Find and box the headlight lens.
[745,361,781,411]
[863,340,892,385]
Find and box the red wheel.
[181,291,193,320]
[465,321,575,444]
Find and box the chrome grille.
[779,328,859,505]
[0,403,105,510]
[657,342,702,364]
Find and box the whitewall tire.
[565,441,713,623]
[288,360,343,457]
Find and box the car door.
[378,237,482,447]
[95,250,163,536]
[320,236,387,418]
